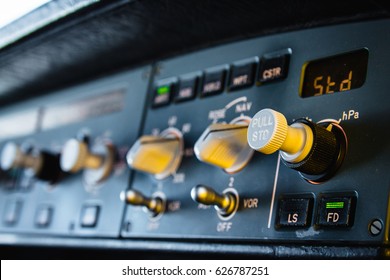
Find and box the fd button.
[316,194,357,228]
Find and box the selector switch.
[194,122,253,173]
[60,138,114,185]
[191,185,238,218]
[247,108,347,183]
[126,129,183,179]
[0,142,61,183]
[121,189,165,217]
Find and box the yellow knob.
[247,108,313,163]
[126,129,183,179]
[194,123,253,173]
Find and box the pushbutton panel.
[122,20,390,247]
[0,20,389,251]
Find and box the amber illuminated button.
[175,76,198,102]
[194,122,253,173]
[228,60,256,91]
[126,129,183,179]
[276,196,313,228]
[201,67,226,97]
[257,49,291,84]
[316,194,356,227]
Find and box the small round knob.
[120,189,165,216]
[194,122,253,173]
[61,139,103,173]
[126,128,183,179]
[191,185,238,217]
[60,139,114,185]
[247,108,347,182]
[0,142,61,182]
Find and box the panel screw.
[369,219,383,236]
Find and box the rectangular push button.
[201,68,226,97]
[316,194,356,228]
[276,196,313,228]
[3,200,22,226]
[35,206,53,228]
[228,60,256,91]
[258,49,291,84]
[152,83,174,107]
[80,205,100,228]
[175,76,198,102]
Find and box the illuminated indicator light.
[326,202,344,209]
[157,86,170,95]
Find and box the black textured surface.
[0,0,389,106]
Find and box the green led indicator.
[157,86,170,95]
[326,202,344,209]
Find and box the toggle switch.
[191,185,238,217]
[120,189,165,217]
[0,142,61,183]
[247,108,347,183]
[60,138,114,185]
[126,129,183,179]
[194,122,253,173]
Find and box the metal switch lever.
[191,185,237,216]
[121,189,165,216]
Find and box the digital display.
[300,49,368,98]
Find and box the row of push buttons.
[276,192,357,229]
[152,49,291,107]
[2,201,100,228]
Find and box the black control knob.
[247,109,347,183]
[0,142,61,183]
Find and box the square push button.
[152,83,174,108]
[316,194,356,228]
[80,205,100,228]
[3,200,22,226]
[276,196,313,228]
[228,60,256,91]
[35,205,53,228]
[201,68,226,97]
[175,76,198,102]
[257,49,291,85]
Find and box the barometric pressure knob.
[194,122,253,173]
[120,189,165,217]
[126,128,183,180]
[0,142,61,183]
[60,138,114,185]
[191,185,238,217]
[247,108,347,183]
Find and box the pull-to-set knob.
[194,122,253,173]
[247,108,346,182]
[126,129,183,179]
[121,189,165,216]
[0,142,61,182]
[60,138,114,185]
[191,185,238,217]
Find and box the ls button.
[276,196,313,228]
[316,194,357,228]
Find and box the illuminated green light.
[157,86,170,95]
[326,202,344,209]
